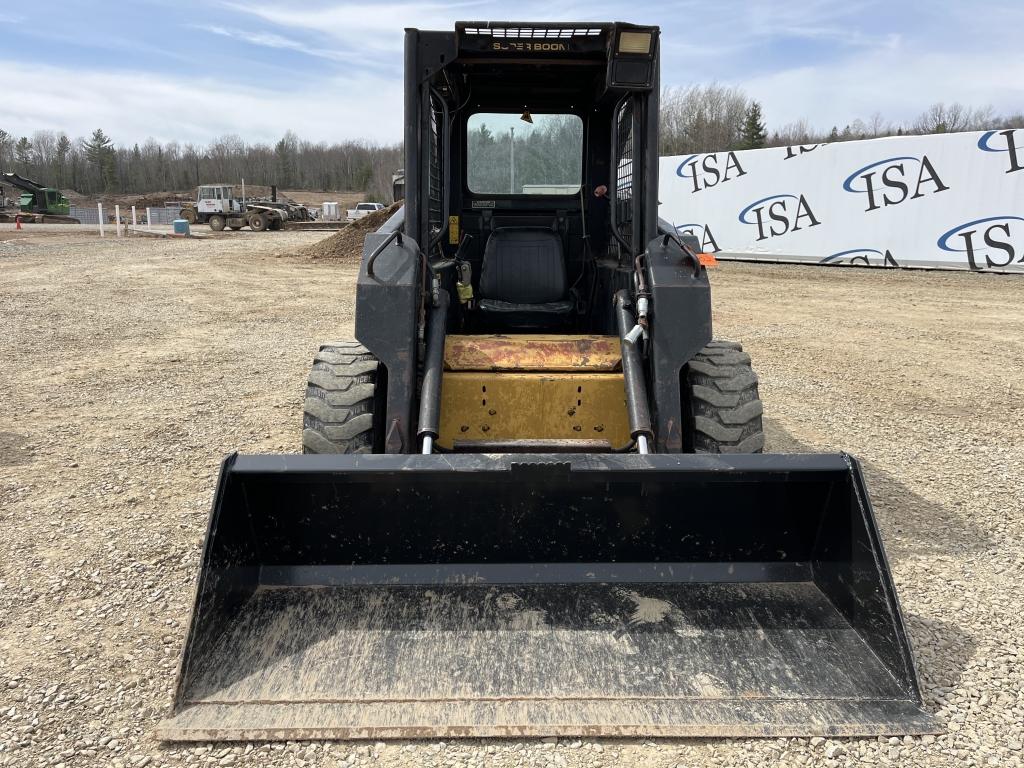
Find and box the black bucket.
[157,452,935,740]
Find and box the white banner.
[658,129,1024,273]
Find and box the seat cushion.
[479,228,567,304]
[476,298,575,329]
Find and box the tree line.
[659,84,1023,155]
[0,128,401,202]
[2,92,1020,200]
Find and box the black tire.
[683,340,765,453]
[208,214,225,232]
[269,217,283,230]
[249,213,269,232]
[180,207,197,224]
[302,341,380,454]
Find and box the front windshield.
[467,113,583,195]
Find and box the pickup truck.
[346,202,385,222]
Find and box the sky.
[1,0,1022,147]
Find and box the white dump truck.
[179,184,290,232]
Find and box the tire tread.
[685,340,765,453]
[301,341,378,454]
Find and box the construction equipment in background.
[392,168,405,202]
[178,184,310,232]
[1,172,79,223]
[158,21,934,741]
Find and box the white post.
[509,127,515,194]
[131,205,137,229]
[115,205,121,237]
[98,202,105,237]
[241,178,245,208]
[146,207,152,230]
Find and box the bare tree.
[867,111,889,137]
[912,102,995,134]
[770,119,815,147]
[660,83,750,154]
[998,113,1024,129]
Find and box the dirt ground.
[0,231,1022,767]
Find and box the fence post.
[146,207,152,230]
[131,206,137,230]
[98,203,105,238]
[115,205,121,238]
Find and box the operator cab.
[400,22,661,335]
[197,185,239,214]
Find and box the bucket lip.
[156,694,939,742]
[224,451,856,476]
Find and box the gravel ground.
[1,232,1022,767]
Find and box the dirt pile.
[297,202,403,260]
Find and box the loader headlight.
[617,30,652,55]
[608,26,657,90]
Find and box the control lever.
[428,258,457,273]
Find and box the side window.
[467,113,583,195]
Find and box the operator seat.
[477,228,575,328]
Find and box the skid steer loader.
[158,22,935,740]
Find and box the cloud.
[0,59,404,145]
[224,0,489,52]
[3,1,1022,146]
[743,46,1024,130]
[195,24,374,66]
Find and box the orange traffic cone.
[15,215,22,230]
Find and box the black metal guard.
[661,231,702,277]
[366,229,404,278]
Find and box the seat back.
[479,228,567,304]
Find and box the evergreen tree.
[14,136,33,167]
[82,128,113,164]
[828,126,840,142]
[0,130,12,166]
[56,135,71,187]
[739,102,767,150]
[274,131,299,187]
[82,129,116,191]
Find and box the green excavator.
[2,172,76,222]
